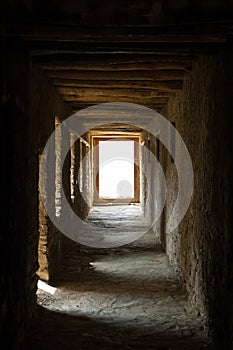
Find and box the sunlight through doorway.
[99,140,134,199]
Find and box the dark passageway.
[1,1,233,349]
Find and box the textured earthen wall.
[37,154,49,281]
[31,65,73,282]
[33,77,92,282]
[164,49,233,348]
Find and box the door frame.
[91,132,141,205]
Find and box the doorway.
[92,135,140,205]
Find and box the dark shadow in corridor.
[22,305,211,350]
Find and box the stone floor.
[22,250,211,350]
[76,204,152,249]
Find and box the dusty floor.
[22,250,210,350]
[76,204,152,248]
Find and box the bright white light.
[99,141,134,199]
[37,280,57,295]
[99,159,134,198]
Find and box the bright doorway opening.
[93,136,140,204]
[99,140,134,199]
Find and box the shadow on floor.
[22,250,211,350]
[21,305,211,350]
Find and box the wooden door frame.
[91,134,141,205]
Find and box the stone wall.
[164,48,233,348]
[33,79,94,282]
[30,64,73,283]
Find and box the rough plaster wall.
[165,49,232,347]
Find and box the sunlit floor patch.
[37,280,57,295]
[33,251,210,349]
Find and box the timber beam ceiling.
[2,0,232,118]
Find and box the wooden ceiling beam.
[46,69,190,81]
[62,95,169,104]
[52,79,183,91]
[27,41,226,55]
[69,102,167,109]
[2,23,228,43]
[71,105,166,114]
[41,61,192,71]
[58,87,173,98]
[31,50,196,58]
[33,53,196,64]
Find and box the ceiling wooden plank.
[41,61,192,71]
[62,95,169,104]
[27,40,226,55]
[46,69,190,81]
[69,102,167,109]
[31,50,196,58]
[58,87,173,98]
[52,79,183,91]
[2,23,228,42]
[33,53,196,64]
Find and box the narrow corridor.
[2,2,233,349]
